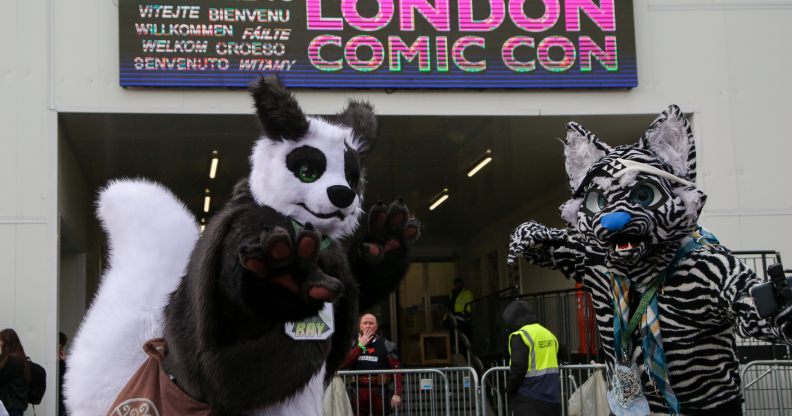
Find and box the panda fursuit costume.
[65,76,419,416]
[508,106,792,414]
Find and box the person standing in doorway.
[503,300,561,416]
[447,278,474,350]
[0,329,30,416]
[342,313,402,415]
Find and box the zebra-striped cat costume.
[508,105,792,414]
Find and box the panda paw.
[238,224,322,277]
[238,224,342,301]
[360,200,420,264]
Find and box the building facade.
[2,1,792,413]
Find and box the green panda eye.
[298,163,320,183]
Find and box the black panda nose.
[327,185,356,208]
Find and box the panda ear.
[564,122,612,192]
[638,105,696,182]
[340,100,377,155]
[249,75,309,141]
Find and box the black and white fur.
[65,76,418,416]
[508,105,792,413]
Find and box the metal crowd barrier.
[439,367,479,416]
[480,366,510,416]
[335,368,451,416]
[331,360,792,415]
[480,364,607,416]
[741,360,792,415]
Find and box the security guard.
[504,300,561,416]
[447,278,474,353]
[449,278,473,318]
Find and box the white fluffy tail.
[64,179,199,416]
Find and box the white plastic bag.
[567,370,609,416]
[323,376,353,416]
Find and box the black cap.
[503,300,538,330]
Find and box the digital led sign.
[119,0,637,89]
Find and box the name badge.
[285,302,335,341]
[607,364,650,416]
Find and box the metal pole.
[773,365,783,416]
[559,367,566,416]
[481,366,509,416]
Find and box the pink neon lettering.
[306,0,343,30]
[436,36,448,71]
[579,36,618,71]
[458,0,505,31]
[537,36,576,72]
[342,0,394,31]
[509,0,560,32]
[389,36,431,71]
[308,35,342,70]
[565,0,615,31]
[400,0,449,31]
[452,36,486,72]
[345,35,384,71]
[502,36,535,72]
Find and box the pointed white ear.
[564,122,612,192]
[638,105,696,182]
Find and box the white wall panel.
[13,0,51,219]
[738,215,792,255]
[2,1,59,415]
[0,0,19,218]
[724,9,792,211]
[15,223,57,416]
[0,225,17,329]
[697,214,742,249]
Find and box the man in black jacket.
[503,300,561,416]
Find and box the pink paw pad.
[270,241,291,261]
[245,259,267,275]
[297,236,318,259]
[383,239,401,252]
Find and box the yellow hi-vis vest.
[508,324,559,377]
[452,288,473,315]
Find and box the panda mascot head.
[248,76,377,239]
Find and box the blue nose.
[601,211,632,231]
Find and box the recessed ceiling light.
[429,188,450,211]
[203,189,211,213]
[467,149,493,177]
[209,150,219,179]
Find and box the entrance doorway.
[57,111,660,359]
